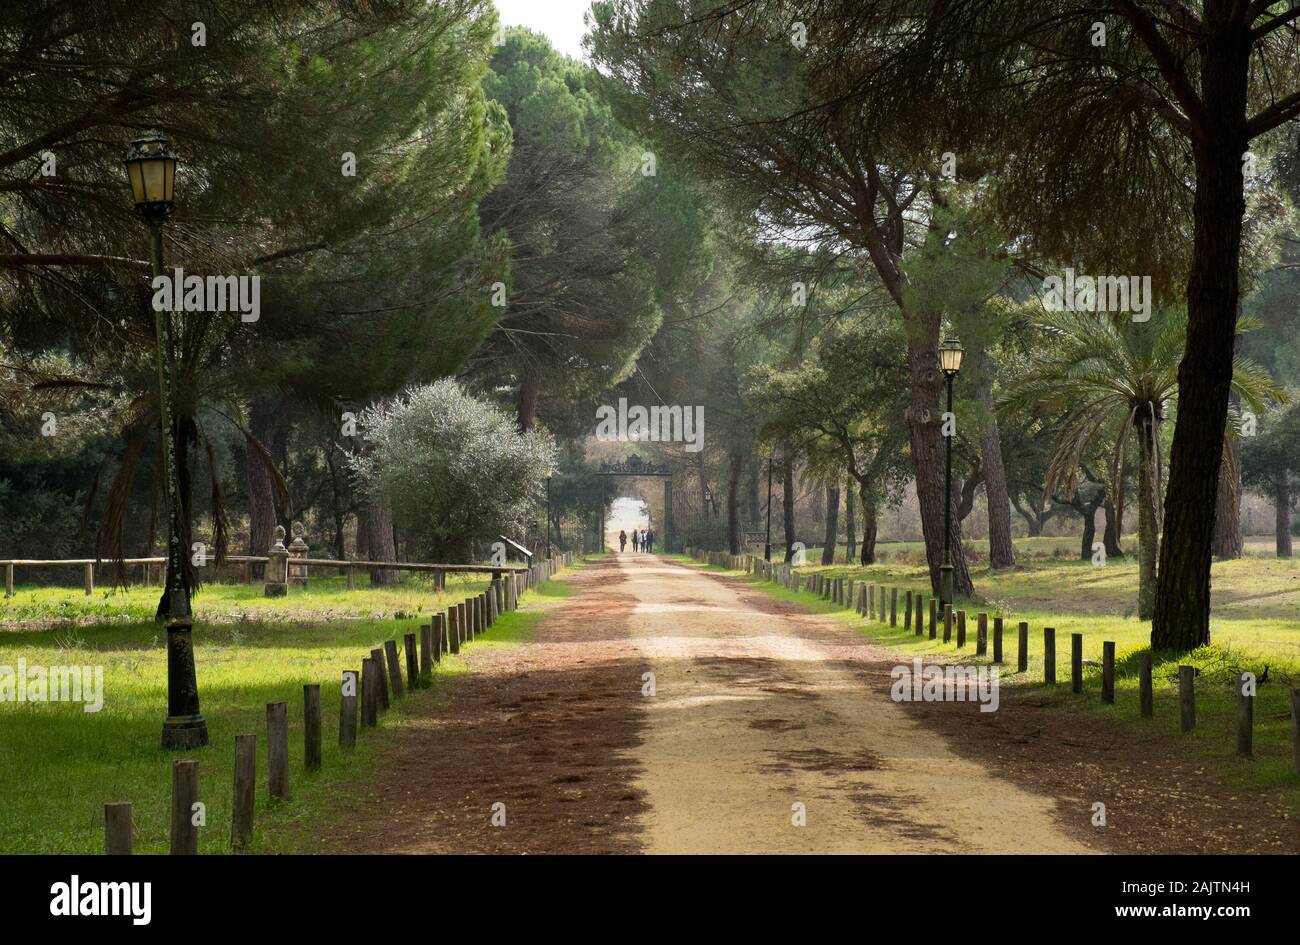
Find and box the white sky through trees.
[496,0,592,60]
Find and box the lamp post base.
[163,620,207,750]
[162,715,209,750]
[940,563,954,609]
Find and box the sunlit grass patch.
[0,566,572,853]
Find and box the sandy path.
[623,555,1092,854]
[315,553,1098,854]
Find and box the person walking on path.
[646,529,655,553]
[619,529,627,553]
[631,530,640,552]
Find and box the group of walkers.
[618,528,655,554]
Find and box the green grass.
[679,550,1300,798]
[0,566,581,854]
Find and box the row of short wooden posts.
[103,552,574,854]
[695,550,1300,775]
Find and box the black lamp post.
[938,337,964,609]
[126,131,207,750]
[764,456,773,562]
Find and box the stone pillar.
[264,525,289,597]
[287,521,309,588]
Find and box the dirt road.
[326,554,1107,854]
[608,556,1092,853]
[319,553,1299,854]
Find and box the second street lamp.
[126,131,208,750]
[938,337,964,610]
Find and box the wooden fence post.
[1018,622,1028,673]
[346,562,356,591]
[1237,672,1253,758]
[448,608,460,655]
[904,591,913,631]
[404,632,419,691]
[992,617,1003,663]
[267,701,290,800]
[84,561,94,595]
[232,733,256,849]
[955,610,966,648]
[1071,633,1083,693]
[304,685,321,771]
[943,604,952,643]
[433,614,445,661]
[170,759,199,855]
[915,595,925,636]
[4,562,13,598]
[104,802,132,855]
[371,648,390,709]
[976,613,987,656]
[1179,665,1196,732]
[419,625,432,681]
[384,639,404,698]
[1139,651,1153,717]
[929,598,938,640]
[1101,642,1115,704]
[1043,628,1056,684]
[360,659,378,728]
[340,670,358,746]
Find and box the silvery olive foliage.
[349,381,556,561]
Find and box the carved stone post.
[287,521,309,588]
[264,525,289,597]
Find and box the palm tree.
[1002,306,1283,621]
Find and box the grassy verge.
[0,563,584,854]
[674,552,1300,799]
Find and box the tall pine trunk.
[782,452,796,562]
[859,486,878,564]
[1152,27,1249,650]
[516,367,541,432]
[821,483,840,565]
[726,451,744,554]
[1276,471,1293,559]
[360,495,398,585]
[245,395,277,580]
[845,481,856,563]
[971,345,1015,568]
[1079,504,1097,561]
[1137,410,1160,622]
[1103,500,1124,557]
[746,458,761,529]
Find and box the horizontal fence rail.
[2,554,531,597]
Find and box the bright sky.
[495,0,593,61]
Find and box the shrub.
[349,381,556,561]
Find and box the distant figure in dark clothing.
[645,529,654,554]
[631,530,640,552]
[618,529,627,552]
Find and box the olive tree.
[350,381,556,562]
